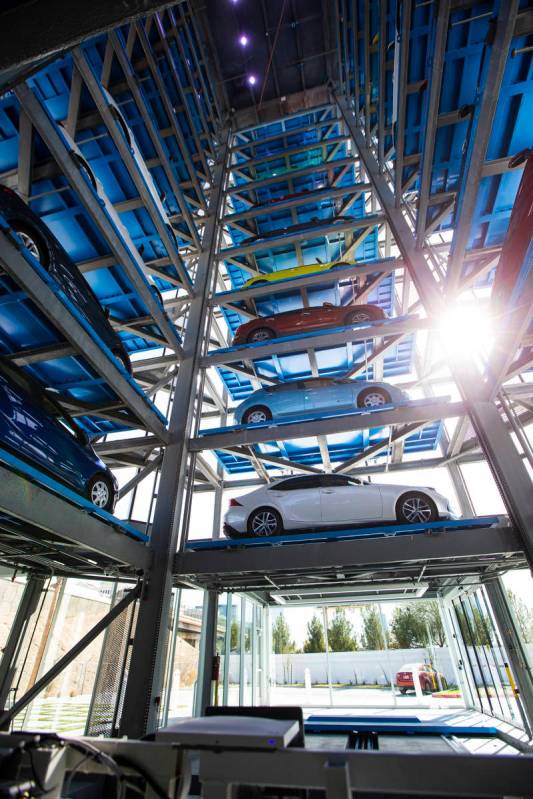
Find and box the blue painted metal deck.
[186,516,501,550]
[304,716,500,737]
[197,397,445,475]
[0,445,148,542]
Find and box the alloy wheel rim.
[247,409,268,424]
[252,511,278,535]
[91,480,110,508]
[17,231,41,262]
[363,392,386,407]
[401,497,432,522]
[250,329,272,342]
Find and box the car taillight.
[229,499,242,507]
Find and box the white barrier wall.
[269,649,456,685]
[227,645,533,686]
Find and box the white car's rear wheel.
[248,508,283,536]
[396,492,437,524]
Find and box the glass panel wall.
[268,600,465,711]
[227,594,242,705]
[164,588,205,721]
[451,587,524,726]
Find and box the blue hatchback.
[234,377,408,425]
[0,358,118,511]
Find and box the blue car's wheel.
[248,507,283,536]
[88,473,115,513]
[243,406,272,424]
[13,222,49,268]
[357,387,391,408]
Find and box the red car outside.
[233,302,386,345]
[395,663,447,695]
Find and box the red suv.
[233,302,386,344]
[395,663,447,695]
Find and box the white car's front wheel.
[247,507,283,536]
[396,492,437,524]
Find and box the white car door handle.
[322,490,334,494]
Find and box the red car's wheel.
[345,307,383,325]
[247,327,276,343]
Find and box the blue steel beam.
[15,81,184,356]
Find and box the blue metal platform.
[0,445,148,542]
[186,516,501,550]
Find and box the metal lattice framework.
[0,0,532,736]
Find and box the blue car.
[0,358,118,511]
[234,378,408,425]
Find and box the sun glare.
[437,304,494,363]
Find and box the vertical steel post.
[437,595,473,709]
[195,591,218,716]
[119,132,230,738]
[338,96,533,570]
[0,576,45,715]
[484,578,533,734]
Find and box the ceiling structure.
[0,0,532,738]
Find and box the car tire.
[399,688,407,695]
[150,284,164,308]
[87,473,116,513]
[113,348,133,375]
[357,387,391,408]
[242,406,272,425]
[247,327,276,343]
[12,222,49,268]
[247,507,283,536]
[345,309,380,325]
[396,491,438,524]
[329,261,353,272]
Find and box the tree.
[327,608,358,651]
[389,601,446,649]
[361,606,386,650]
[303,615,326,653]
[423,601,446,647]
[508,590,533,644]
[390,606,426,649]
[455,606,491,646]
[230,620,240,651]
[272,613,296,654]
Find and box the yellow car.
[243,260,355,289]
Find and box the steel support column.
[0,576,45,714]
[338,96,533,570]
[195,591,218,716]
[484,577,533,733]
[119,133,230,738]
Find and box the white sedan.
[224,474,454,537]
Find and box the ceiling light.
[247,74,257,86]
[239,34,249,47]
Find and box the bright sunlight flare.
[437,304,494,362]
